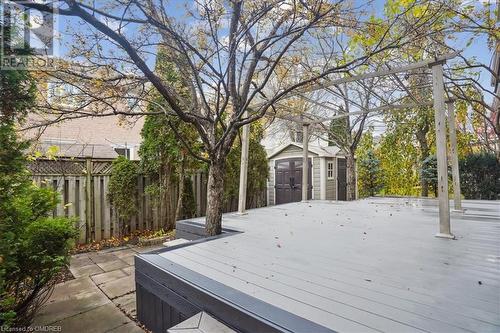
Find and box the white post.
[237,110,250,214]
[302,124,309,202]
[447,101,463,212]
[431,62,453,239]
[319,158,326,200]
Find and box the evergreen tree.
[224,122,269,209]
[358,149,383,197]
[138,48,202,230]
[356,130,383,197]
[420,155,439,197]
[459,153,500,200]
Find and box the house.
[26,115,144,160]
[24,65,145,160]
[266,142,348,205]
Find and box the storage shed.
[267,143,350,205]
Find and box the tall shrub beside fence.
[459,152,500,200]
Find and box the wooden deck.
[137,198,500,333]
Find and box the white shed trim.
[320,157,326,200]
[267,142,339,160]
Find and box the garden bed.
[72,229,175,254]
[54,266,74,284]
[138,230,176,247]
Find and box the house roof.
[267,142,342,159]
[32,142,120,159]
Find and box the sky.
[15,0,498,108]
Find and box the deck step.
[167,311,236,333]
[162,238,189,247]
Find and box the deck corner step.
[167,311,237,333]
[163,238,190,247]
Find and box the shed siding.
[313,157,320,199]
[267,159,275,206]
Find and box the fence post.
[85,158,93,243]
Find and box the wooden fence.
[28,158,266,244]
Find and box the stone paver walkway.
[32,245,163,333]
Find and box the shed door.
[275,158,312,205]
[337,158,347,201]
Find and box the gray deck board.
[160,198,500,333]
[182,240,500,318]
[178,245,499,331]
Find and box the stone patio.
[31,244,164,333]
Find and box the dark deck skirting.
[175,220,214,240]
[135,247,335,333]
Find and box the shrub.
[1,28,75,327]
[107,156,139,220]
[3,217,76,326]
[460,152,500,200]
[24,217,77,258]
[224,122,268,208]
[181,177,196,219]
[0,124,76,328]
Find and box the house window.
[47,81,78,105]
[114,147,131,159]
[327,161,334,180]
[294,130,303,143]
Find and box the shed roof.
[267,142,341,160]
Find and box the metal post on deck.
[237,110,250,214]
[302,123,309,202]
[431,62,453,239]
[446,100,463,212]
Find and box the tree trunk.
[205,158,226,236]
[160,166,167,229]
[175,159,185,221]
[416,129,430,197]
[346,153,356,201]
[166,177,175,230]
[160,163,176,231]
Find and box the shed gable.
[269,143,319,160]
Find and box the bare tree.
[424,0,499,155]
[15,0,448,235]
